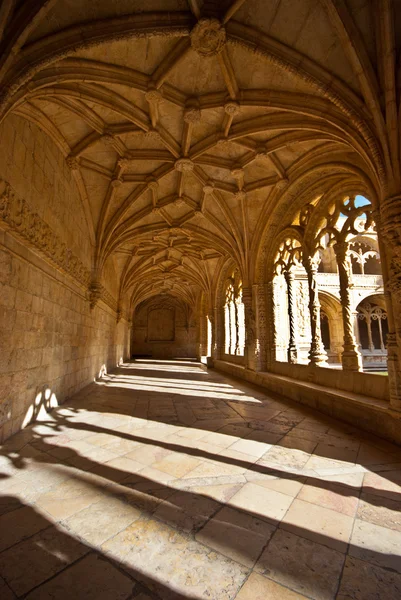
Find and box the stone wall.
[0,231,130,442]
[132,295,197,358]
[0,114,129,443]
[0,114,92,268]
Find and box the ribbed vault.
[0,0,396,316]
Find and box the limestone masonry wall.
[0,232,130,443]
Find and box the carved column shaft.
[265,280,276,370]
[242,287,254,369]
[334,242,362,371]
[375,202,401,410]
[284,269,298,364]
[304,257,327,367]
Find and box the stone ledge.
[213,360,401,446]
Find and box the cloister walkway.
[1,360,401,599]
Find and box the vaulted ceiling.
[0,0,398,311]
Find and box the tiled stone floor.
[1,360,401,599]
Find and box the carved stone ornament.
[174,158,194,172]
[380,195,401,248]
[89,281,102,310]
[276,178,289,190]
[190,18,226,57]
[184,106,202,123]
[235,190,247,201]
[145,88,164,105]
[111,177,123,188]
[193,209,203,219]
[118,158,130,170]
[66,156,80,170]
[224,101,240,116]
[203,184,214,195]
[147,178,159,190]
[0,180,90,288]
[103,133,115,146]
[152,206,160,214]
[174,196,185,207]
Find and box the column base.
[341,346,363,371]
[287,346,298,364]
[308,353,328,367]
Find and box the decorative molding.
[0,180,90,288]
[190,18,226,57]
[174,158,194,172]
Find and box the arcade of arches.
[2,1,401,598]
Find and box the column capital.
[333,240,349,258]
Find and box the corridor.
[1,360,401,600]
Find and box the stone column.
[209,305,223,367]
[265,280,277,370]
[303,256,328,367]
[376,198,401,409]
[333,242,363,371]
[242,287,255,369]
[284,268,298,364]
[253,283,268,371]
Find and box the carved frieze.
[0,180,90,288]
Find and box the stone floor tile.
[349,519,401,573]
[281,498,354,552]
[198,431,239,448]
[317,471,365,488]
[175,427,211,440]
[102,438,144,455]
[151,453,201,478]
[2,360,401,599]
[196,505,275,567]
[0,524,89,596]
[218,447,259,465]
[278,435,318,454]
[314,442,358,464]
[191,482,243,503]
[123,444,172,466]
[62,495,142,547]
[34,477,106,520]
[228,438,271,458]
[102,517,248,599]
[297,480,359,516]
[154,490,220,533]
[217,424,250,437]
[25,554,135,600]
[0,576,15,600]
[0,505,50,552]
[363,470,401,501]
[229,482,294,522]
[88,457,145,483]
[182,458,246,479]
[337,556,401,600]
[244,429,283,444]
[133,466,176,484]
[259,446,311,470]
[235,572,309,599]
[255,529,345,600]
[357,444,400,466]
[357,492,401,531]
[252,475,305,498]
[303,455,352,473]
